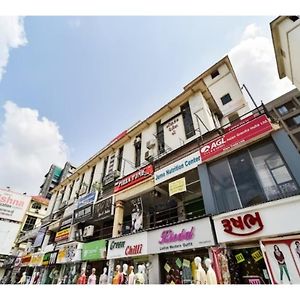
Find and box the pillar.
[112,200,124,238]
[148,254,160,284]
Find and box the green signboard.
[82,240,107,261]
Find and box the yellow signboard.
[235,253,245,264]
[30,253,44,266]
[169,177,186,196]
[55,227,70,242]
[251,250,263,262]
[57,247,66,263]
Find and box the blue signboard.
[77,192,96,209]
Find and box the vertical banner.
[131,197,143,233]
[261,235,300,284]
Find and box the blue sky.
[0,16,295,194]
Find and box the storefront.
[55,241,83,284]
[147,217,215,284]
[40,250,60,284]
[81,239,107,283]
[212,195,300,284]
[28,252,44,284]
[107,231,149,284]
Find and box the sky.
[0,16,295,195]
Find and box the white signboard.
[56,242,83,264]
[0,189,31,222]
[107,231,148,259]
[148,218,215,254]
[154,151,201,185]
[0,221,21,255]
[213,195,300,244]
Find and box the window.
[285,114,300,129]
[68,180,75,200]
[134,134,142,168]
[102,157,109,181]
[32,202,41,210]
[156,120,165,154]
[289,16,299,22]
[88,165,96,193]
[117,146,124,172]
[276,101,296,116]
[211,70,220,79]
[22,216,37,231]
[221,93,232,105]
[181,102,195,139]
[208,140,299,214]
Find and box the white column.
[148,254,160,284]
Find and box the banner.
[33,227,47,247]
[94,196,114,220]
[55,227,70,242]
[199,115,273,162]
[261,235,300,284]
[169,177,186,196]
[77,192,96,209]
[82,240,106,261]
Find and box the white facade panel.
[0,221,21,255]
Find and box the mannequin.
[77,268,87,284]
[18,272,27,284]
[52,268,60,284]
[88,268,97,284]
[205,258,217,285]
[128,266,136,284]
[194,257,207,284]
[135,265,145,284]
[99,267,108,284]
[112,265,122,284]
[120,263,128,284]
[32,272,40,284]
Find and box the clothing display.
[77,273,87,284]
[205,259,217,285]
[88,274,96,284]
[182,266,192,284]
[219,252,231,284]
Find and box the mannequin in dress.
[77,267,87,284]
[135,265,145,284]
[205,258,217,284]
[18,272,27,284]
[120,263,128,284]
[128,266,136,284]
[194,257,207,284]
[88,268,97,284]
[112,264,122,284]
[99,267,108,284]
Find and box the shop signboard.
[0,188,31,222]
[33,226,47,248]
[154,151,201,185]
[168,177,187,196]
[54,227,70,242]
[114,164,154,193]
[73,204,93,224]
[199,114,273,162]
[21,254,32,266]
[94,196,114,220]
[29,252,44,267]
[82,240,106,261]
[77,192,96,209]
[0,221,21,255]
[148,217,215,254]
[42,251,58,266]
[107,231,148,259]
[261,235,300,284]
[213,196,300,244]
[56,242,83,264]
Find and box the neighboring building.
[270,16,300,90]
[0,188,31,280]
[265,88,300,151]
[39,162,76,199]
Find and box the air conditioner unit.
[145,150,154,162]
[113,170,121,178]
[83,225,94,238]
[75,229,83,241]
[146,139,156,149]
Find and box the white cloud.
[0,16,27,81]
[0,101,69,195]
[229,23,295,106]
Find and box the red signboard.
[199,114,272,162]
[114,164,154,193]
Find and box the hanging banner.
[169,177,186,196]
[131,197,143,234]
[261,235,300,284]
[199,114,273,162]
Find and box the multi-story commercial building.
[265,88,300,152]
[270,16,300,90]
[7,55,300,285]
[39,162,76,200]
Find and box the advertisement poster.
[261,235,300,284]
[131,197,143,233]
